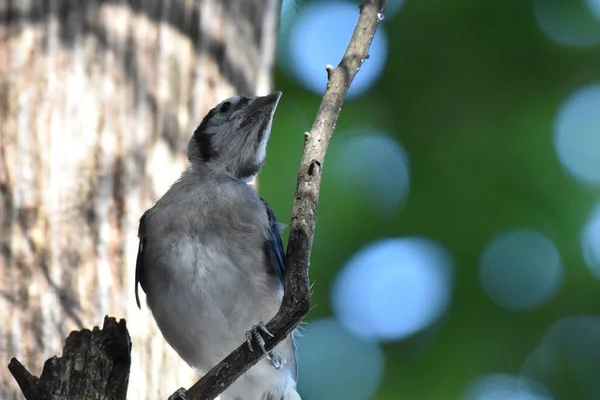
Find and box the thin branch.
[175,1,389,399]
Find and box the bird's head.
[187,91,282,181]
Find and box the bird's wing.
[135,212,147,309]
[261,198,286,285]
[260,198,299,378]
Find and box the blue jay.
[135,92,301,400]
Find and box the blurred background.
[1,0,599,399]
[266,0,600,399]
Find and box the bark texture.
[0,1,279,399]
[8,317,131,400]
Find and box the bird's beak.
[246,91,282,115]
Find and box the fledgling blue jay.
[135,91,301,400]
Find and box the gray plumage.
[135,92,301,400]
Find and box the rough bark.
[8,317,131,400]
[0,1,279,399]
[179,1,390,399]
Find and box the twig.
[176,1,389,399]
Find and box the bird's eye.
[220,101,231,113]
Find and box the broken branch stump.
[7,316,131,400]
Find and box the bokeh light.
[296,318,385,400]
[521,316,600,399]
[581,202,600,279]
[534,0,600,47]
[553,84,600,186]
[332,237,454,341]
[462,374,554,400]
[280,0,300,33]
[286,1,388,98]
[479,228,564,310]
[587,0,600,19]
[329,131,410,215]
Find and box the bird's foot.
[167,387,187,400]
[245,321,281,369]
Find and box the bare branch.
[174,1,390,399]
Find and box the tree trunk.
[0,0,280,398]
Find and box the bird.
[134,91,301,400]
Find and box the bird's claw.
[245,321,281,369]
[167,387,187,400]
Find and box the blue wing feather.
[260,202,298,380]
[261,198,286,285]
